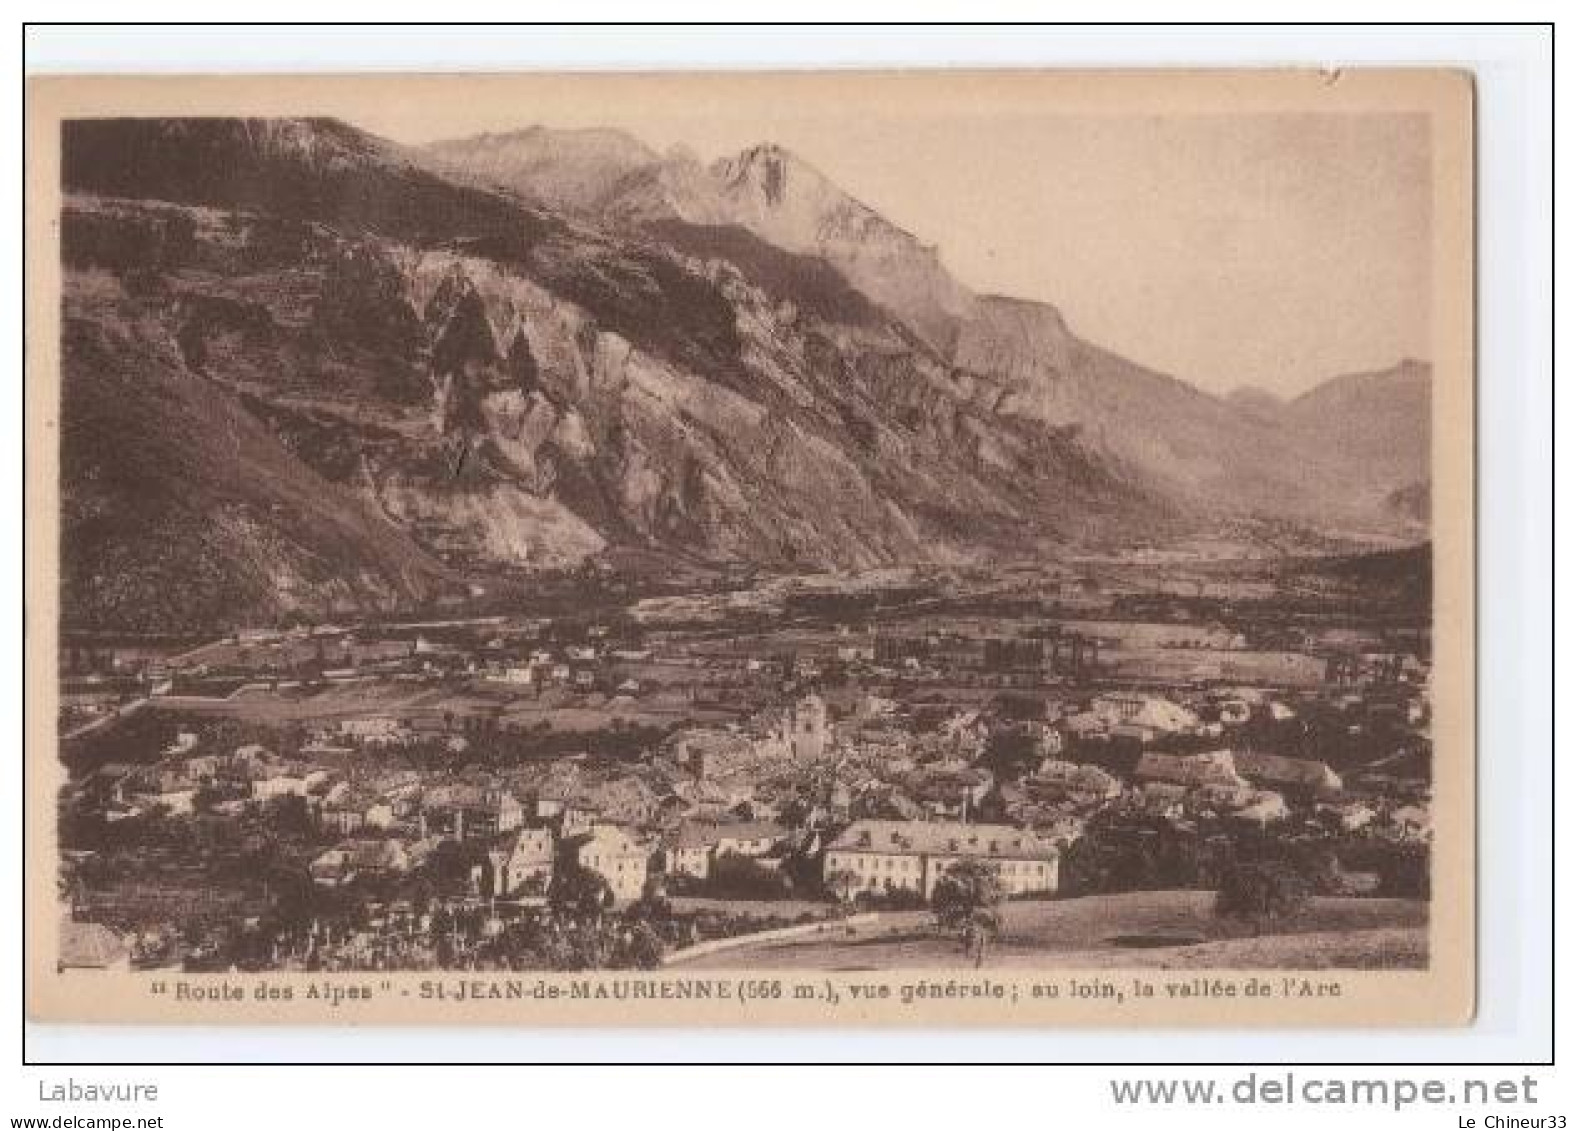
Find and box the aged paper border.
[24,68,1475,1027]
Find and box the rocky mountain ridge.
[56,117,1429,630]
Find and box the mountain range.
[55,117,1429,631]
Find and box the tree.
[1214,859,1311,935]
[559,919,613,970]
[549,862,613,922]
[825,868,860,911]
[192,782,228,814]
[708,852,791,899]
[981,726,1039,779]
[265,793,315,838]
[623,921,666,970]
[1375,843,1431,899]
[931,859,1005,967]
[626,875,672,925]
[267,865,329,935]
[428,840,478,895]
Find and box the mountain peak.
[725,140,798,168]
[711,141,833,210]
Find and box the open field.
[141,676,745,734]
[671,891,1427,971]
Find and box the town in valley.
[50,112,1436,976]
[58,549,1433,974]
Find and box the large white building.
[493,827,555,898]
[823,820,1060,899]
[573,824,649,903]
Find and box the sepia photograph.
[24,68,1476,1026]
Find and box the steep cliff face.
[395,237,1168,563]
[63,194,1157,592]
[702,144,976,354]
[426,124,1427,529]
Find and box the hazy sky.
[358,102,1429,399]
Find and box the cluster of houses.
[83,736,336,820]
[67,675,1435,958]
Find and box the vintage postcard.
[25,69,1474,1026]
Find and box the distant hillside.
[1385,481,1431,524]
[1224,386,1285,422]
[59,301,451,632]
[425,126,664,215]
[1284,543,1432,615]
[64,117,545,247]
[1285,360,1432,500]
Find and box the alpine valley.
[56,118,1429,632]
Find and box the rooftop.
[827,819,1057,860]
